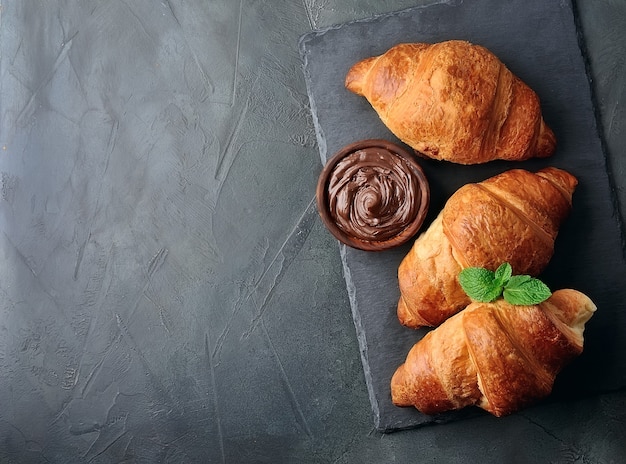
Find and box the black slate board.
[299,0,626,432]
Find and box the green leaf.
[458,267,503,302]
[503,277,552,305]
[458,262,552,306]
[506,275,532,287]
[493,262,512,287]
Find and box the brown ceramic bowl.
[316,139,430,251]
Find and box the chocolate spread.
[326,145,424,243]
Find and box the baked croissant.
[345,40,556,164]
[391,289,596,417]
[398,167,577,328]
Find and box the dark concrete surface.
[0,1,624,463]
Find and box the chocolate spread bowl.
[316,139,430,251]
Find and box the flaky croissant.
[345,40,556,164]
[398,167,577,328]
[391,289,596,417]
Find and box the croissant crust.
[391,289,596,417]
[397,167,577,328]
[346,40,556,164]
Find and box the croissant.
[398,167,577,328]
[345,40,556,164]
[391,289,596,417]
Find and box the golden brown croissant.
[398,167,577,328]
[345,40,556,164]
[391,289,596,417]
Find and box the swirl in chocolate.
[327,146,423,243]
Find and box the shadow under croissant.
[386,390,599,434]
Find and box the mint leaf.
[503,276,552,305]
[493,262,512,287]
[506,275,532,287]
[458,262,552,306]
[479,282,505,303]
[458,267,503,302]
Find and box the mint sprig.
[458,262,551,305]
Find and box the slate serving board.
[299,0,626,432]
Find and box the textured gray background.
[0,1,625,462]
